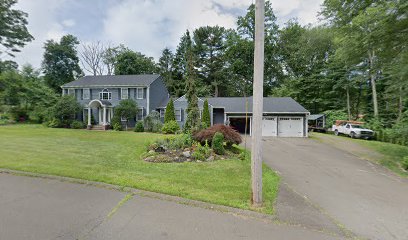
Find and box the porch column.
[103,106,107,125]
[87,108,91,126]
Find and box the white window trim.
[137,107,144,121]
[121,88,128,99]
[160,108,166,118]
[99,89,112,100]
[83,88,90,100]
[136,87,144,99]
[175,108,182,122]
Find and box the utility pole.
[251,0,264,207]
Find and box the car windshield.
[351,125,363,128]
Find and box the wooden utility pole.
[251,0,264,207]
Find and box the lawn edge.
[0,168,277,222]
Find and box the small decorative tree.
[202,99,211,128]
[114,99,138,131]
[48,95,81,127]
[164,98,175,123]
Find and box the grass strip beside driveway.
[0,124,279,214]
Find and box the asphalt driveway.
[255,137,408,240]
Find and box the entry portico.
[87,99,113,130]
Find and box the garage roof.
[206,97,309,113]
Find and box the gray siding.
[173,96,206,129]
[148,77,169,114]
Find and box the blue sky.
[11,0,324,72]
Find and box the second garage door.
[278,117,303,137]
[262,117,277,136]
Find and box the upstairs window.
[136,88,144,99]
[121,88,128,99]
[99,89,112,100]
[137,107,144,120]
[175,108,182,122]
[83,88,90,100]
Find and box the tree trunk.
[214,84,219,97]
[346,86,351,120]
[368,50,379,117]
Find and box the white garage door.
[278,117,303,137]
[262,117,277,136]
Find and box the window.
[83,88,90,100]
[136,88,144,99]
[160,108,166,118]
[121,88,128,99]
[99,89,112,100]
[137,107,144,120]
[175,108,182,122]
[68,89,75,96]
[121,115,127,121]
[199,109,203,118]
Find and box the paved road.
[257,137,408,240]
[0,173,338,240]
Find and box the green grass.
[357,140,408,177]
[0,124,279,214]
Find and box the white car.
[332,123,374,139]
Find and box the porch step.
[90,125,105,130]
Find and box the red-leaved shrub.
[193,124,242,146]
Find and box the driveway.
[0,172,338,240]
[254,137,408,240]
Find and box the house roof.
[206,97,309,113]
[62,74,161,88]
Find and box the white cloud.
[62,19,76,28]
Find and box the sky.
[10,0,324,71]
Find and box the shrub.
[194,124,242,147]
[167,133,193,150]
[115,99,138,131]
[47,95,81,127]
[134,121,144,132]
[144,111,162,132]
[212,132,225,155]
[161,120,180,134]
[402,156,408,171]
[192,141,212,161]
[47,118,62,128]
[111,115,122,131]
[70,120,85,129]
[323,110,348,127]
[202,99,211,128]
[164,98,175,123]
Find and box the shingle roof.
[62,74,161,88]
[206,97,309,113]
[308,114,325,120]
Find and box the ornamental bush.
[70,120,85,129]
[201,99,211,128]
[161,120,180,134]
[212,132,225,155]
[134,121,144,132]
[144,110,162,132]
[111,115,122,131]
[194,124,242,147]
[192,141,212,161]
[164,98,175,123]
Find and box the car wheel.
[334,130,339,136]
[350,132,356,138]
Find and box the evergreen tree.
[202,99,211,128]
[164,98,175,123]
[184,31,200,132]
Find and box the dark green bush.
[47,95,81,127]
[111,115,122,131]
[47,118,62,128]
[164,99,175,123]
[70,120,85,129]
[144,111,162,132]
[134,121,144,132]
[161,120,180,134]
[212,132,225,155]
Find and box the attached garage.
[206,96,310,138]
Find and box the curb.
[0,168,276,223]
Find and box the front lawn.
[0,124,279,214]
